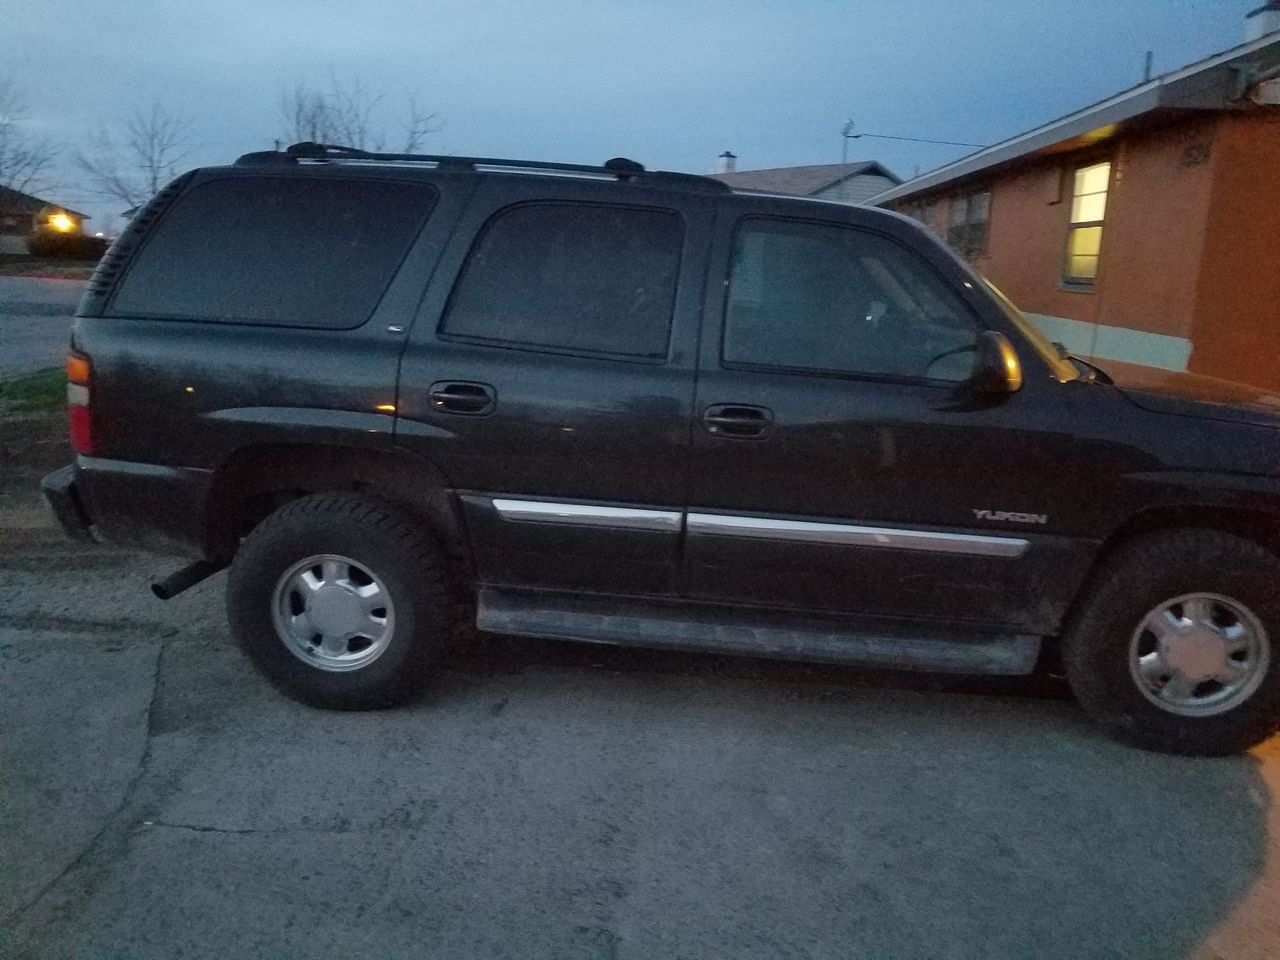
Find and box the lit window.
[946,191,991,257]
[1065,162,1110,284]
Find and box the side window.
[109,176,437,328]
[723,218,980,383]
[440,202,683,360]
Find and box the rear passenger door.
[395,179,712,597]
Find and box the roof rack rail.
[235,142,730,193]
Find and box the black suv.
[42,143,1280,755]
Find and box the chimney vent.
[1246,1,1280,42]
[716,151,737,174]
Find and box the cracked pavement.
[4,410,1280,958]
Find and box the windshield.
[981,279,1080,382]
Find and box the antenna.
[841,119,856,163]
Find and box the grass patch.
[0,368,66,413]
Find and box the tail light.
[66,352,94,455]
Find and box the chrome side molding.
[686,512,1029,558]
[491,498,682,532]
[489,497,1030,558]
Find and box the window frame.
[718,214,988,389]
[945,189,991,258]
[436,199,687,366]
[103,174,439,329]
[1062,160,1112,290]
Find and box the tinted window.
[109,176,436,327]
[724,218,980,382]
[441,203,683,359]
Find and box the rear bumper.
[41,457,214,559]
[40,465,95,541]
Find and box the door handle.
[428,381,497,416]
[703,403,773,439]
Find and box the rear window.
[108,176,437,328]
[440,202,683,360]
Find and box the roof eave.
[868,34,1280,206]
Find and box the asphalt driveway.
[3,415,1279,960]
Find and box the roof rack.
[234,142,730,193]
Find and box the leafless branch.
[0,76,58,195]
[401,95,440,153]
[74,102,192,209]
[279,76,438,153]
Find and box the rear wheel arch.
[205,443,467,563]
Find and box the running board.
[476,589,1041,676]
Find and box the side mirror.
[971,330,1023,394]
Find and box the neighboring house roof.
[869,32,1280,206]
[710,161,901,196]
[0,185,90,220]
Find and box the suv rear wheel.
[1063,528,1280,755]
[227,493,449,709]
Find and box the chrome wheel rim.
[271,554,396,672]
[1128,592,1270,717]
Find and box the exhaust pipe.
[151,560,226,600]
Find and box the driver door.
[683,212,1062,629]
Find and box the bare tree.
[0,76,58,195]
[280,76,438,152]
[75,103,192,209]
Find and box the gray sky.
[4,0,1255,232]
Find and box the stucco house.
[870,9,1280,391]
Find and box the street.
[0,404,1278,960]
[0,277,84,378]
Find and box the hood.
[1098,360,1280,429]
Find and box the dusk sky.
[4,0,1256,232]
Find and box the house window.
[1064,161,1111,285]
[946,191,990,256]
[905,202,934,232]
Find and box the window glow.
[47,212,76,232]
[1065,162,1111,284]
[1074,163,1111,199]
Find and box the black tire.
[226,492,450,709]
[1063,528,1280,755]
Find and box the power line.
[851,132,990,148]
[840,119,988,161]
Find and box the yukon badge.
[973,508,1049,525]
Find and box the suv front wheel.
[1063,528,1280,755]
[227,493,449,709]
